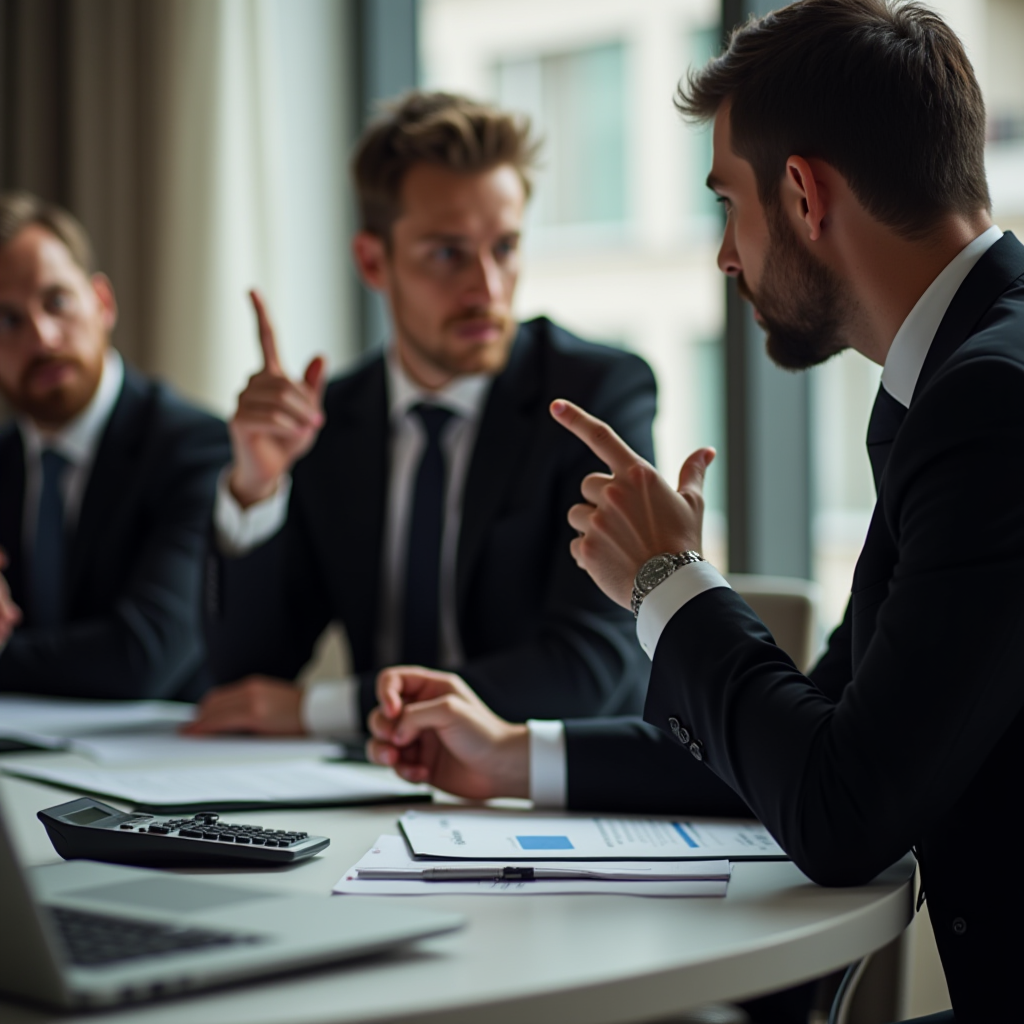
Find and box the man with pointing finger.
[366,3,1024,1019]
[191,91,656,739]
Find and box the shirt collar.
[881,225,1003,408]
[18,348,125,466]
[384,345,493,423]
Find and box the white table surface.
[0,752,915,1024]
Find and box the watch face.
[636,554,676,592]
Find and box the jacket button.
[668,717,681,739]
[678,725,691,744]
[689,741,704,762]
[952,917,967,936]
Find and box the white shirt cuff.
[301,677,364,739]
[636,561,731,659]
[214,467,292,556]
[527,719,567,808]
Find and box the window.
[496,42,627,227]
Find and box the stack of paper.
[0,694,194,748]
[398,809,787,861]
[334,835,732,897]
[0,694,341,764]
[3,760,430,812]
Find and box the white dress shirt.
[526,224,1003,808]
[214,348,493,738]
[18,349,125,554]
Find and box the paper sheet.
[68,731,342,765]
[333,836,731,898]
[399,809,787,861]
[3,760,430,812]
[0,694,193,746]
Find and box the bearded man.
[0,192,229,699]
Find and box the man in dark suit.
[0,192,230,700]
[189,92,655,738]
[365,3,1021,1019]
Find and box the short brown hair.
[0,191,95,273]
[352,91,541,239]
[677,0,990,238]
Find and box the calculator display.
[64,806,112,826]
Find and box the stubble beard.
[742,199,854,371]
[391,281,517,380]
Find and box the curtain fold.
[0,0,357,417]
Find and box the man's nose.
[717,225,741,278]
[465,252,504,305]
[27,312,63,350]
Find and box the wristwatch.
[630,551,705,618]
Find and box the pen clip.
[498,866,535,881]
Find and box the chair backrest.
[727,574,820,673]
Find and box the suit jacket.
[565,233,1024,1022]
[0,367,230,701]
[205,317,657,723]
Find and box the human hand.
[366,667,529,800]
[550,399,716,609]
[0,547,22,648]
[228,290,327,508]
[181,676,305,735]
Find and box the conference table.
[0,751,915,1024]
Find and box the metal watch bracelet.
[630,550,706,618]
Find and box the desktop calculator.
[38,797,330,867]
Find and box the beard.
[391,282,516,379]
[740,199,854,371]
[9,353,104,427]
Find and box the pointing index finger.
[249,289,282,376]
[550,399,639,474]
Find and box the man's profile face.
[709,103,850,370]
[354,162,524,385]
[0,225,114,428]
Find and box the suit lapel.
[913,231,1024,400]
[66,370,152,611]
[0,426,26,604]
[456,326,543,618]
[315,358,389,658]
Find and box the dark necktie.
[401,404,454,666]
[31,449,70,628]
[865,385,907,492]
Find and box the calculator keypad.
[136,817,310,847]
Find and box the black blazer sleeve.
[564,716,752,815]
[426,353,657,723]
[642,352,1024,886]
[0,410,229,700]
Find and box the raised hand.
[228,290,327,508]
[0,547,22,648]
[549,399,716,608]
[366,667,529,800]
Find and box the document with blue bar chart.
[398,810,787,861]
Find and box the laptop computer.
[0,790,463,1010]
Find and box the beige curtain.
[1,0,358,418]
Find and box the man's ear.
[352,231,389,292]
[783,156,827,242]
[90,273,118,332]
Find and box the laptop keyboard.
[48,906,259,966]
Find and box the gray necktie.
[31,449,70,628]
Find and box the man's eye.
[494,238,518,260]
[715,196,732,213]
[44,291,72,314]
[0,311,19,333]
[432,246,462,264]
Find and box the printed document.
[334,835,731,897]
[399,809,786,861]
